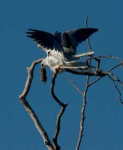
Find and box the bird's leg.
[73,51,95,58]
[66,51,95,61]
[55,65,61,74]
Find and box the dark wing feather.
[54,31,61,43]
[26,29,62,52]
[67,28,98,43]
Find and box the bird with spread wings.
[26,28,98,72]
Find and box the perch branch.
[66,69,105,76]
[76,16,91,150]
[19,58,54,150]
[51,71,67,150]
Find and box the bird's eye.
[48,51,50,55]
[41,63,44,67]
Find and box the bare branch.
[67,52,123,150]
[67,77,83,95]
[76,17,91,150]
[51,72,67,107]
[51,71,67,150]
[108,72,123,85]
[52,105,67,150]
[88,76,103,87]
[67,76,86,150]
[76,75,89,150]
[85,16,91,52]
[66,69,105,76]
[20,98,54,150]
[86,55,123,65]
[108,63,123,72]
[108,75,123,104]
[19,58,54,150]
[19,58,44,99]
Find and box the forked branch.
[19,58,54,150]
[20,18,123,150]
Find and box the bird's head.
[41,58,48,68]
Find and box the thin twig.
[87,61,123,87]
[76,16,90,150]
[86,55,123,65]
[19,58,54,150]
[88,76,103,87]
[76,76,89,150]
[107,72,123,85]
[67,75,87,150]
[67,76,86,150]
[67,77,83,95]
[108,63,123,72]
[108,75,123,104]
[86,16,91,52]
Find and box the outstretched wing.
[64,28,98,55]
[67,28,98,44]
[26,29,63,53]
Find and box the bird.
[26,27,98,73]
[41,54,86,73]
[26,27,98,61]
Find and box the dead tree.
[19,18,123,150]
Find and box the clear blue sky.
[0,0,123,150]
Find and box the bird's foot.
[55,65,62,74]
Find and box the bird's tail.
[70,51,94,60]
[63,60,86,68]
[66,61,86,66]
[61,61,87,69]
